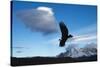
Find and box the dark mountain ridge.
[11,55,97,66]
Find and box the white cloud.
[16,6,57,35]
[37,6,54,15]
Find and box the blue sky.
[12,1,97,57]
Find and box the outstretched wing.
[59,21,68,37]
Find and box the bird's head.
[68,34,73,38]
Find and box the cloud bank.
[16,6,57,35]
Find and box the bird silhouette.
[59,21,73,47]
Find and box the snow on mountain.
[57,43,97,58]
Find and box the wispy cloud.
[16,51,22,53]
[49,34,97,46]
[69,34,97,44]
[13,46,24,49]
[16,6,57,35]
[72,35,97,42]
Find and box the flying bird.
[59,21,73,47]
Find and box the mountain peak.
[57,43,97,58]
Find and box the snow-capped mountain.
[57,43,97,58]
